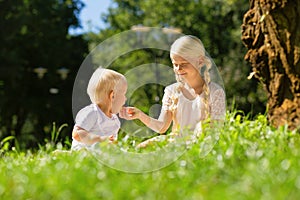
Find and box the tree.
[0,0,88,148]
[242,0,300,129]
[91,0,266,116]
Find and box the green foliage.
[92,0,267,117]
[50,123,68,144]
[39,122,70,153]
[0,136,15,154]
[0,112,300,199]
[0,0,88,149]
[0,0,268,152]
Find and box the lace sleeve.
[162,86,173,111]
[162,84,179,111]
[210,89,226,120]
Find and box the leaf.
[0,136,15,146]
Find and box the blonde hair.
[170,35,212,119]
[87,67,125,104]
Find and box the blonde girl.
[120,35,225,141]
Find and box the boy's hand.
[73,132,81,142]
[108,135,118,144]
[99,135,114,142]
[108,135,114,141]
[72,126,86,142]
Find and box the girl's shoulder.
[208,82,226,102]
[209,82,224,93]
[164,82,181,92]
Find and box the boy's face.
[112,78,127,114]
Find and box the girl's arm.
[72,126,114,145]
[120,107,173,134]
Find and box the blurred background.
[0,0,267,150]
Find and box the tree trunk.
[241,0,300,130]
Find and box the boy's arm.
[72,126,112,145]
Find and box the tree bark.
[241,0,300,130]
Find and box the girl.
[120,35,225,143]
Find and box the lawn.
[1,111,300,199]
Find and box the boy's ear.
[109,90,114,100]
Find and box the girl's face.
[171,54,201,82]
[112,78,127,114]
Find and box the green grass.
[1,111,300,199]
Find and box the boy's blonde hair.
[87,67,125,104]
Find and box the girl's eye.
[178,64,188,67]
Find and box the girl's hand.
[119,107,139,120]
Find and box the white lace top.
[162,82,226,133]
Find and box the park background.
[1,0,300,199]
[0,0,267,149]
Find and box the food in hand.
[127,108,134,116]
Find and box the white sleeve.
[161,85,174,111]
[75,106,97,131]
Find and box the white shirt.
[71,104,120,150]
[162,82,226,133]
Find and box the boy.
[71,67,127,150]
